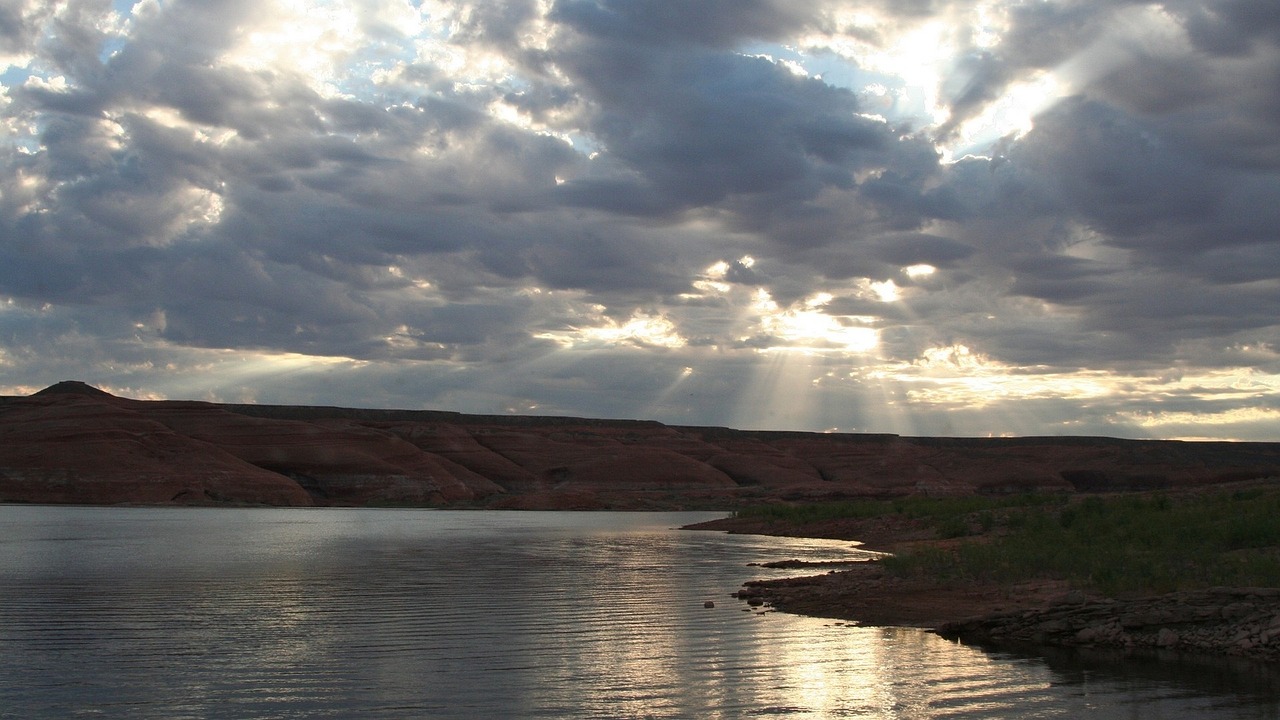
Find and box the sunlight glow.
[684,257,758,298]
[128,185,226,246]
[755,290,879,354]
[585,314,685,348]
[1121,407,1280,428]
[831,17,955,128]
[11,168,50,215]
[91,346,373,406]
[220,0,382,95]
[538,311,686,349]
[733,345,823,430]
[792,3,1079,159]
[747,52,810,78]
[950,71,1069,154]
[408,5,521,90]
[868,280,900,303]
[139,107,231,142]
[880,344,1114,408]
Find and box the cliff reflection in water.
[1,506,1278,718]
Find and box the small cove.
[1,506,1278,719]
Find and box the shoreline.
[688,514,1077,628]
[686,514,1280,665]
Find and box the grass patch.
[737,487,1280,596]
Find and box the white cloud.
[538,308,686,349]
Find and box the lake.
[1,506,1278,718]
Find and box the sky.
[1,0,1279,440]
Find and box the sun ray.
[732,348,823,431]
[643,365,698,421]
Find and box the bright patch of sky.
[743,5,1074,160]
[741,41,930,132]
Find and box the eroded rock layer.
[2,381,1279,508]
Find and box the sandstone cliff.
[1,381,1278,508]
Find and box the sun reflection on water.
[3,508,1278,718]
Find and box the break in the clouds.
[2,0,1280,440]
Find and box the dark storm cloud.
[1180,0,1280,55]
[997,95,1280,292]
[865,233,974,268]
[1006,254,1117,304]
[554,49,890,213]
[548,2,950,241]
[550,0,816,49]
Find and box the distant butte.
[33,380,116,397]
[1,382,1279,508]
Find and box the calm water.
[1,507,1279,719]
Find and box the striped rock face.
[3,382,1280,509]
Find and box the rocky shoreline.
[689,516,1280,664]
[733,563,1070,627]
[936,587,1280,663]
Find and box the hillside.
[1,381,1278,508]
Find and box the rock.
[704,451,824,487]
[937,587,1280,663]
[1037,619,1071,634]
[385,422,544,493]
[1075,626,1101,643]
[7,382,1280,509]
[704,601,715,608]
[1222,602,1253,619]
[1053,590,1087,605]
[0,393,313,506]
[144,406,496,505]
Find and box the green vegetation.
[734,493,1065,526]
[739,487,1280,596]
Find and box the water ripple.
[2,507,1279,718]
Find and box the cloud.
[552,48,897,214]
[0,0,1278,441]
[550,0,818,49]
[1180,0,1280,56]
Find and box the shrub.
[737,487,1280,595]
[885,487,1280,595]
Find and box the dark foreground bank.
[687,487,1280,664]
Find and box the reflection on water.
[1,506,1278,719]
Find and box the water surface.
[1,506,1278,718]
